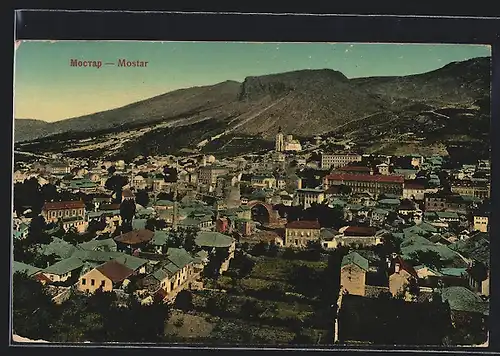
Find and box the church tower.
[275,126,284,152]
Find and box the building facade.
[293,188,325,209]
[321,153,362,170]
[198,166,229,186]
[42,200,86,224]
[284,220,321,247]
[323,173,404,197]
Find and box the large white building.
[321,153,362,170]
[275,127,302,152]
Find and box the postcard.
[12,39,491,348]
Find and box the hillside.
[14,56,491,160]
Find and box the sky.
[14,41,491,122]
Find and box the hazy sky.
[14,41,490,122]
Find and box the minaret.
[172,184,179,230]
[275,126,284,152]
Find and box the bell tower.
[275,126,284,152]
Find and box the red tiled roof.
[114,229,154,245]
[404,180,426,189]
[34,273,52,284]
[285,220,321,229]
[42,200,85,211]
[344,226,376,237]
[325,173,404,184]
[96,260,134,283]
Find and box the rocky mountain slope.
[14,56,491,160]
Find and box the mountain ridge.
[14,56,491,160]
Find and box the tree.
[282,247,296,260]
[40,183,59,202]
[145,218,156,232]
[229,251,255,278]
[290,329,314,345]
[63,226,83,245]
[12,272,56,340]
[174,290,193,312]
[135,189,149,207]
[13,239,36,265]
[107,166,116,176]
[32,253,59,269]
[104,175,128,202]
[203,248,230,279]
[163,166,178,183]
[184,227,199,253]
[338,184,352,195]
[120,199,136,230]
[240,299,264,320]
[288,265,323,298]
[26,215,51,245]
[409,250,444,270]
[267,242,280,257]
[250,241,268,256]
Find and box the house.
[78,260,134,293]
[150,231,171,254]
[439,286,489,338]
[78,238,117,252]
[284,220,321,248]
[138,247,198,303]
[473,213,489,233]
[321,153,362,170]
[293,188,325,209]
[86,210,122,235]
[197,165,228,186]
[61,215,88,233]
[153,200,175,212]
[178,214,214,231]
[334,226,381,248]
[340,252,369,296]
[114,229,155,253]
[450,180,490,199]
[388,256,418,298]
[375,163,389,175]
[398,199,422,224]
[370,208,390,227]
[195,231,235,254]
[13,222,29,240]
[42,256,84,283]
[41,200,86,224]
[13,261,42,278]
[251,174,277,189]
[323,173,404,198]
[114,254,149,275]
[402,180,434,200]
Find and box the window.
[91,279,95,286]
[82,278,86,285]
[101,280,105,287]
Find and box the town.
[12,128,490,345]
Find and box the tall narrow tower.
[275,126,284,152]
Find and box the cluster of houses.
[14,224,235,304]
[13,140,490,343]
